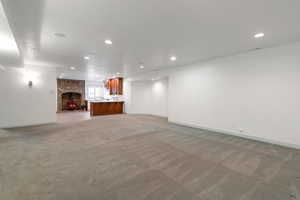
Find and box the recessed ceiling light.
[140,65,145,69]
[84,56,90,60]
[170,56,177,61]
[254,33,265,38]
[104,39,113,45]
[54,33,66,38]
[59,73,65,79]
[116,72,120,75]
[70,66,76,70]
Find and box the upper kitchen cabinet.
[105,78,123,95]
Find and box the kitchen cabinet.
[105,77,123,95]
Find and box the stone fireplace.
[57,79,85,112]
[61,92,82,110]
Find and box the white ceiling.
[1,0,300,80]
[0,1,21,68]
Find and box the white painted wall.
[123,79,132,113]
[0,65,57,128]
[129,78,168,117]
[168,42,300,148]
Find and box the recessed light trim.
[170,56,177,61]
[140,65,145,69]
[104,39,113,45]
[70,66,76,70]
[254,33,265,38]
[54,33,66,38]
[84,56,90,60]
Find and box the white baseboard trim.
[0,121,56,129]
[169,120,300,150]
[148,114,168,119]
[127,112,168,118]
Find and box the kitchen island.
[90,101,124,116]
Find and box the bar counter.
[90,101,124,116]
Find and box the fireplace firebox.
[62,92,82,110]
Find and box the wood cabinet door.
[108,78,123,95]
[117,78,123,95]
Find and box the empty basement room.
[1,1,300,200]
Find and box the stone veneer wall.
[57,79,85,112]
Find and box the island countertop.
[90,101,124,116]
[89,100,124,103]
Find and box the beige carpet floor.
[1,114,300,200]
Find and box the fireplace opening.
[62,92,82,111]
